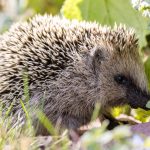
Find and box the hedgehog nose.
[133,92,150,110]
[127,88,150,110]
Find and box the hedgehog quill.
[0,15,150,134]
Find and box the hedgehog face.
[91,45,150,110]
[113,71,150,110]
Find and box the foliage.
[27,0,64,15]
[0,0,64,33]
[131,0,150,17]
[61,0,82,20]
[0,106,70,149]
[77,124,150,150]
[62,0,150,47]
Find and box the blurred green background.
[0,0,64,32]
[0,0,150,122]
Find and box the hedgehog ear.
[90,46,105,68]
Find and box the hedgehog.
[0,14,150,135]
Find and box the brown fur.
[0,15,149,134]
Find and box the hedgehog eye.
[114,74,129,85]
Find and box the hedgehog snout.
[126,87,150,110]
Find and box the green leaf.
[145,57,150,88]
[37,110,57,135]
[91,103,101,121]
[23,72,30,103]
[62,0,150,47]
[146,101,150,109]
